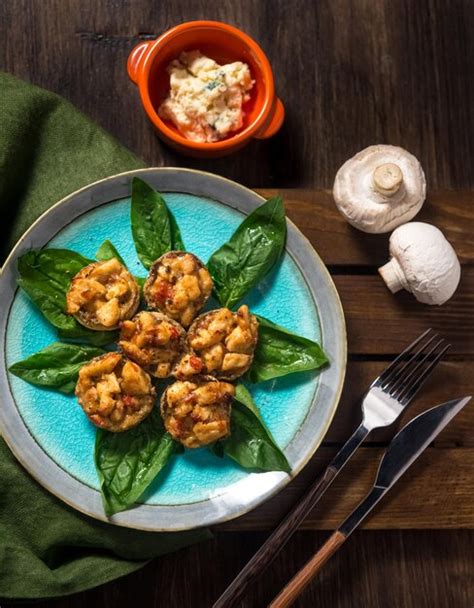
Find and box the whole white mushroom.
[378,222,461,305]
[333,145,426,233]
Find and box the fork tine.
[397,343,451,406]
[390,338,446,398]
[375,328,434,388]
[374,328,433,387]
[381,332,439,391]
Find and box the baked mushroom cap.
[75,352,156,432]
[333,144,426,233]
[144,251,213,328]
[161,376,234,448]
[66,258,140,331]
[119,311,186,378]
[174,305,259,381]
[378,222,461,305]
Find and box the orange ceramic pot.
[127,21,285,158]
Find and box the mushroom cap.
[183,306,259,381]
[333,145,426,233]
[66,259,140,331]
[144,250,213,328]
[118,311,186,378]
[160,376,233,448]
[381,222,461,305]
[75,353,156,432]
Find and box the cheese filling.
[158,50,254,143]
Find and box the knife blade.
[268,396,472,608]
[339,396,472,537]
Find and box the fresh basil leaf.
[135,276,146,289]
[207,196,286,308]
[234,383,264,420]
[95,240,127,266]
[18,249,92,291]
[131,178,185,270]
[210,441,225,458]
[8,342,105,393]
[217,384,290,473]
[17,249,114,346]
[95,408,182,516]
[17,273,70,328]
[247,316,329,383]
[56,325,118,346]
[168,207,185,251]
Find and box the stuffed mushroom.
[144,251,213,327]
[75,352,155,432]
[161,377,234,448]
[119,311,186,378]
[66,258,140,330]
[174,305,259,380]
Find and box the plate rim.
[0,168,346,531]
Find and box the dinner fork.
[213,329,450,608]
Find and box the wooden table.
[1,1,473,606]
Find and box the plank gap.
[347,353,474,362]
[218,448,474,530]
[328,265,379,275]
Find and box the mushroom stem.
[373,163,403,196]
[378,258,405,293]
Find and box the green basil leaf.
[17,249,114,346]
[207,196,286,308]
[217,384,290,473]
[95,408,182,516]
[18,249,92,291]
[234,383,264,420]
[95,240,127,266]
[210,441,225,458]
[131,177,185,270]
[8,342,105,393]
[168,207,185,251]
[135,276,146,289]
[247,316,329,383]
[56,326,118,346]
[17,274,71,329]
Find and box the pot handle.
[254,97,285,139]
[127,40,152,84]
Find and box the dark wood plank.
[218,447,474,531]
[258,189,474,266]
[325,360,474,445]
[0,0,472,190]
[4,530,472,608]
[1,1,472,605]
[335,269,474,355]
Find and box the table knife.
[269,395,472,608]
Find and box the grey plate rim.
[0,168,346,531]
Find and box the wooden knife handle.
[213,425,370,608]
[212,466,338,608]
[268,530,347,608]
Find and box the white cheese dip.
[158,50,254,143]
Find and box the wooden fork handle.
[268,530,347,608]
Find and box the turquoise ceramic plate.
[0,169,346,531]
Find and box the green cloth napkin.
[0,73,211,600]
[0,72,144,256]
